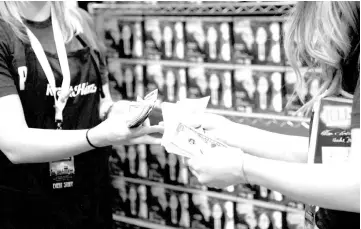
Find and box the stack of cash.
[161,97,228,158]
[127,89,158,128]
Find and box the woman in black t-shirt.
[183,2,360,229]
[0,1,162,229]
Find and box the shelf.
[113,215,179,229]
[108,58,322,74]
[113,176,304,214]
[89,2,295,16]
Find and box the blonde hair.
[284,1,360,114]
[0,1,84,44]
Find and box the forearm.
[1,128,106,164]
[231,124,308,163]
[245,155,360,212]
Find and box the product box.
[254,207,276,229]
[255,185,270,201]
[177,155,190,186]
[205,69,223,108]
[137,144,148,179]
[137,184,149,220]
[103,17,121,58]
[121,64,136,100]
[177,68,188,101]
[286,212,304,229]
[145,19,162,60]
[163,67,178,102]
[173,21,186,60]
[132,21,144,59]
[190,193,212,229]
[266,22,283,65]
[146,64,165,107]
[147,144,167,182]
[160,20,175,60]
[148,185,169,225]
[178,192,192,228]
[251,20,271,65]
[108,59,126,100]
[164,190,189,227]
[134,64,145,99]
[125,145,138,178]
[165,152,180,185]
[233,19,254,65]
[118,20,135,58]
[112,178,128,217]
[253,71,272,113]
[187,67,208,99]
[110,145,127,176]
[185,19,206,62]
[126,183,140,218]
[220,70,234,110]
[269,72,285,113]
[234,203,257,229]
[233,69,256,113]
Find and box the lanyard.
[26,6,71,129]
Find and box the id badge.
[50,157,75,189]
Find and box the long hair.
[284,1,360,114]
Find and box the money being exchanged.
[126,89,158,128]
[161,97,228,158]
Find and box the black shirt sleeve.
[0,20,17,98]
[351,77,360,129]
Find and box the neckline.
[23,16,52,29]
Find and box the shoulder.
[0,18,16,55]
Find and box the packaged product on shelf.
[165,189,184,227]
[286,212,305,229]
[187,67,208,99]
[233,19,254,64]
[226,184,255,200]
[137,144,148,179]
[270,211,284,229]
[137,184,149,220]
[108,59,126,99]
[148,185,169,225]
[254,71,272,113]
[255,185,270,201]
[112,178,128,217]
[254,207,273,229]
[252,20,271,65]
[179,192,191,228]
[234,68,256,113]
[269,190,284,203]
[177,155,190,186]
[185,19,206,62]
[269,72,284,113]
[267,22,283,65]
[125,145,138,178]
[165,152,180,185]
[163,67,178,102]
[221,70,234,110]
[174,21,185,60]
[234,203,257,229]
[134,64,145,99]
[132,21,144,59]
[110,145,127,176]
[208,197,235,229]
[190,193,212,229]
[121,64,136,100]
[118,20,135,58]
[145,19,162,60]
[160,20,175,60]
[148,144,167,182]
[146,64,165,106]
[103,17,121,58]
[206,69,222,108]
[177,68,188,100]
[126,184,140,218]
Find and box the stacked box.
[185,19,206,62]
[145,19,162,60]
[187,67,208,99]
[234,68,256,113]
[147,144,167,183]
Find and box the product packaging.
[286,212,304,229]
[148,144,167,182]
[254,207,273,229]
[134,64,145,99]
[110,145,127,176]
[108,59,126,99]
[233,68,256,113]
[163,67,178,102]
[206,69,223,109]
[269,72,284,113]
[233,19,254,64]
[145,19,162,60]
[103,17,121,58]
[164,190,186,227]
[177,68,188,101]
[255,185,269,201]
[125,145,138,178]
[178,192,192,228]
[234,203,258,229]
[177,155,189,186]
[146,64,165,107]
[137,184,149,220]
[121,64,136,100]
[148,185,169,225]
[112,178,128,217]
[137,144,148,179]
[267,22,283,65]
[165,152,180,185]
[118,20,135,58]
[251,20,271,65]
[126,183,140,218]
[190,193,212,229]
[187,67,208,99]
[173,21,186,60]
[226,184,255,200]
[132,21,144,59]
[221,70,234,110]
[185,19,206,62]
[253,71,272,113]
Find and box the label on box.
[145,19,162,60]
[186,19,206,62]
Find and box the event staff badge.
[304,97,353,229]
[26,6,75,190]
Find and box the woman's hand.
[187,147,248,189]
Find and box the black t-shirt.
[0,9,112,229]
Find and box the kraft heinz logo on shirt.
[320,105,352,129]
[46,83,97,98]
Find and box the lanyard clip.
[54,89,71,126]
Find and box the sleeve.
[351,77,360,129]
[0,21,17,98]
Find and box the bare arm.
[244,129,360,212]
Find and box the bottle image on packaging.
[222,71,233,109]
[212,203,223,229]
[207,26,218,60]
[257,76,269,111]
[167,153,178,183]
[128,185,138,217]
[178,69,187,100]
[257,212,271,229]
[163,26,174,58]
[271,72,283,112]
[255,27,267,62]
[138,185,148,219]
[174,22,184,59]
[135,65,144,98]
[133,22,143,58]
[271,211,283,229]
[224,201,235,229]
[270,190,283,202]
[169,194,179,225]
[179,193,190,228]
[124,67,134,99]
[209,73,221,107]
[233,19,254,64]
[137,144,148,178]
[259,186,269,200]
[220,23,231,62]
[122,24,132,56]
[165,69,176,102]
[178,156,189,185]
[145,19,162,60]
[127,146,137,176]
[268,23,281,64]
[234,69,256,112]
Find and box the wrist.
[87,126,109,148]
[242,153,255,185]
